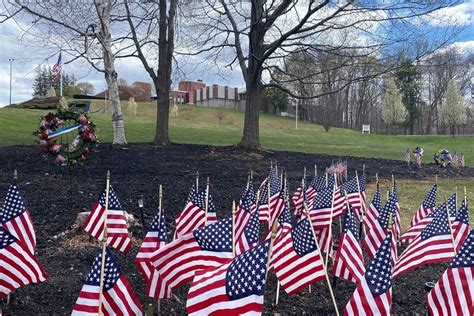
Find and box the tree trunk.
[241,80,262,149]
[154,0,176,145]
[96,1,126,145]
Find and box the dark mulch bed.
[0,143,472,315]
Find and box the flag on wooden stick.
[82,185,132,253]
[72,247,142,315]
[0,182,36,255]
[0,227,47,298]
[426,229,473,316]
[364,183,382,233]
[409,184,437,228]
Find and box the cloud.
[424,0,474,26]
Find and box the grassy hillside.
[0,101,473,166]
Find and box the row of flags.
[405,148,466,167]
[0,166,472,315]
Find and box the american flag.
[235,182,257,241]
[0,182,36,255]
[333,204,365,284]
[393,205,456,278]
[400,194,456,244]
[344,232,394,315]
[235,201,261,256]
[0,227,47,298]
[306,175,327,207]
[452,200,469,253]
[173,185,218,239]
[72,247,142,315]
[257,167,280,224]
[271,217,325,295]
[364,183,381,233]
[452,151,458,164]
[459,152,465,167]
[362,192,397,260]
[292,182,306,218]
[186,239,271,315]
[135,210,169,299]
[415,153,422,166]
[82,185,132,253]
[333,175,366,219]
[309,185,335,229]
[409,184,437,228]
[391,182,401,240]
[150,218,233,294]
[426,229,473,316]
[51,52,62,82]
[268,185,287,230]
[405,148,410,165]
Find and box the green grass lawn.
[0,102,473,167]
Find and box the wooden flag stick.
[196,171,199,190]
[13,169,17,181]
[325,174,337,268]
[464,186,467,205]
[375,173,379,185]
[435,174,438,184]
[157,184,163,315]
[267,171,272,230]
[444,195,457,256]
[232,200,236,258]
[355,171,367,238]
[204,177,210,225]
[362,164,366,174]
[325,173,328,187]
[303,202,340,316]
[303,166,307,180]
[314,164,317,177]
[391,174,395,191]
[98,170,111,316]
[455,187,458,210]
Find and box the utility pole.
[8,58,14,106]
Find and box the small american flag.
[271,218,325,295]
[151,218,233,294]
[364,183,381,233]
[292,182,306,218]
[452,151,458,164]
[0,227,47,298]
[452,200,469,253]
[400,194,456,244]
[333,204,365,284]
[333,175,366,219]
[268,186,286,230]
[393,205,456,278]
[362,192,397,260]
[391,182,401,240]
[173,185,218,239]
[426,229,473,316]
[309,185,334,229]
[235,181,257,241]
[306,175,327,207]
[235,203,261,256]
[135,210,169,298]
[344,233,394,315]
[186,239,271,315]
[409,184,437,228]
[51,52,62,82]
[459,152,465,167]
[258,167,281,224]
[405,148,410,165]
[0,182,36,255]
[82,185,132,253]
[415,153,422,166]
[72,247,142,315]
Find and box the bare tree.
[181,0,459,149]
[6,0,128,144]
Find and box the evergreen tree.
[395,61,422,135]
[32,66,51,97]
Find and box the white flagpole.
[60,69,63,97]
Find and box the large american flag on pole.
[0,227,47,298]
[150,218,233,294]
[0,182,36,255]
[186,239,271,315]
[51,52,62,82]
[364,183,381,233]
[82,185,132,253]
[135,210,169,298]
[344,232,394,315]
[174,185,218,239]
[362,192,397,260]
[72,247,142,315]
[271,218,325,295]
[426,229,473,316]
[409,184,437,228]
[333,204,365,284]
[393,206,456,279]
[400,194,456,244]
